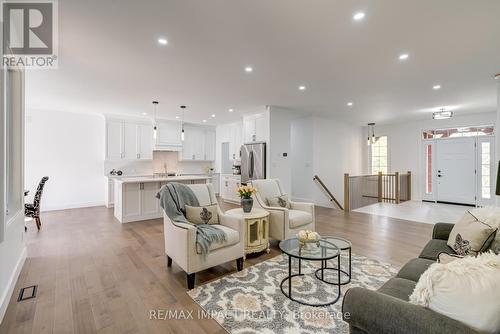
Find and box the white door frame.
[421,136,496,206]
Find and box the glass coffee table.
[279,238,342,307]
[315,236,352,285]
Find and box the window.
[425,144,432,194]
[481,142,491,199]
[423,126,494,139]
[371,136,388,174]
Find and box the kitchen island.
[113,175,211,223]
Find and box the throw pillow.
[471,207,500,254]
[185,204,219,225]
[447,211,497,256]
[437,252,463,264]
[266,194,291,209]
[409,252,500,334]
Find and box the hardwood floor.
[0,203,433,334]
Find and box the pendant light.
[180,105,186,141]
[152,101,159,139]
[367,123,376,146]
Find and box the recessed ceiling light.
[399,53,409,60]
[299,85,306,91]
[142,112,148,115]
[244,66,253,73]
[175,116,180,119]
[433,84,441,90]
[353,12,365,21]
[228,108,234,112]
[202,119,207,123]
[158,38,168,45]
[211,114,216,118]
[347,102,353,106]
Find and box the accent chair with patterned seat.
[25,176,49,230]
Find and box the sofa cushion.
[419,239,455,260]
[185,204,219,225]
[447,211,497,256]
[195,225,239,254]
[378,277,416,301]
[252,179,283,201]
[288,210,313,229]
[470,207,500,254]
[189,184,216,206]
[267,194,292,209]
[396,258,435,282]
[410,252,500,334]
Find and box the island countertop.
[114,175,212,184]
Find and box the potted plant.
[237,185,257,213]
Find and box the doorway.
[422,135,495,207]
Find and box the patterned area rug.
[188,253,399,334]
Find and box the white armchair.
[163,184,245,289]
[251,179,315,241]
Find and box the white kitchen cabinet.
[123,183,142,219]
[105,119,153,161]
[138,124,153,159]
[243,113,266,143]
[123,123,138,160]
[115,181,161,223]
[180,125,216,161]
[140,182,160,216]
[156,120,182,150]
[204,130,216,161]
[221,174,241,203]
[228,122,242,160]
[106,121,123,160]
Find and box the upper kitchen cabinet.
[179,125,216,161]
[105,118,153,161]
[243,113,267,143]
[228,122,242,160]
[155,120,182,151]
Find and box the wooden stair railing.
[313,175,344,210]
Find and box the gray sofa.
[342,223,480,334]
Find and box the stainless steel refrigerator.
[241,142,266,184]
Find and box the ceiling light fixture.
[299,85,306,91]
[202,119,207,123]
[152,101,159,139]
[244,66,253,73]
[211,114,216,118]
[180,106,186,141]
[158,38,168,45]
[399,53,409,60]
[433,85,441,90]
[175,116,180,119]
[347,102,353,106]
[228,108,234,112]
[432,108,453,120]
[142,112,148,115]
[353,12,365,21]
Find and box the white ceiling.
[26,0,500,125]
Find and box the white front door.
[435,138,476,205]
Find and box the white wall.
[311,117,364,207]
[268,107,305,194]
[291,117,315,202]
[369,111,497,200]
[288,115,364,207]
[25,110,106,211]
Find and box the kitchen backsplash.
[152,151,214,174]
[104,151,214,176]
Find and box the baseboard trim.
[0,246,27,324]
[41,201,106,212]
